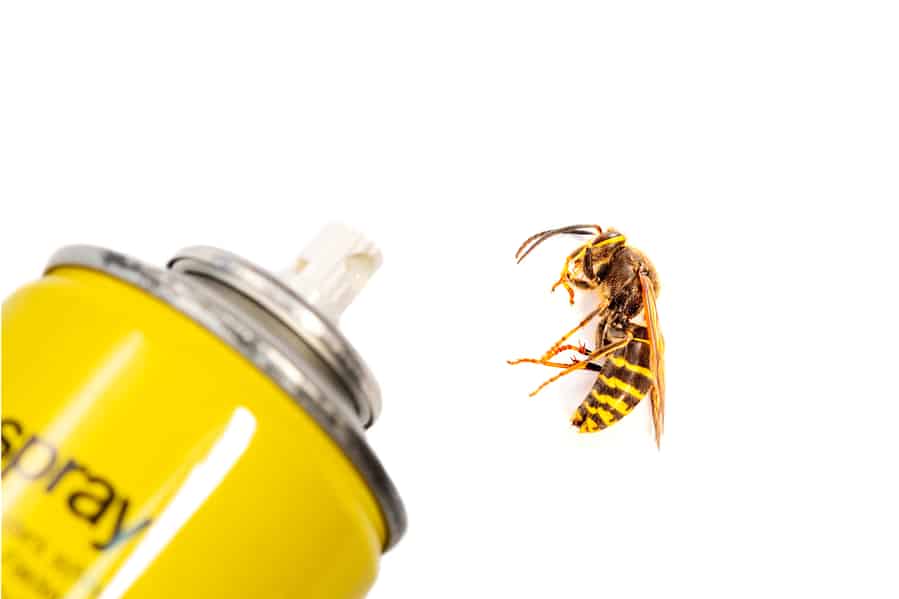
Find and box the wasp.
[508,224,666,446]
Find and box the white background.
[2,1,898,598]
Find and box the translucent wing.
[639,272,665,448]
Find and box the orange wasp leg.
[543,343,591,359]
[508,360,603,372]
[507,343,592,369]
[550,243,592,305]
[539,305,605,360]
[506,358,578,369]
[526,333,632,397]
[550,253,576,305]
[506,306,602,370]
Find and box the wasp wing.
[639,271,665,448]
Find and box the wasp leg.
[508,343,591,370]
[507,341,591,366]
[508,358,602,372]
[507,305,604,370]
[544,343,591,359]
[550,254,576,304]
[551,275,575,304]
[507,356,603,371]
[506,358,578,368]
[538,306,605,361]
[526,333,632,397]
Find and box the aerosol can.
[1,224,406,599]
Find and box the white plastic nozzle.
[280,223,383,322]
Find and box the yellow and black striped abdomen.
[571,328,654,433]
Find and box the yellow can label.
[3,267,385,599]
[2,418,154,553]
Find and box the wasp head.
[563,229,627,289]
[515,225,628,303]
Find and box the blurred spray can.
[1,224,405,599]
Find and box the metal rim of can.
[44,245,407,551]
[167,246,381,428]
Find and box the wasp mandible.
[508,224,666,447]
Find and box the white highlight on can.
[96,407,257,599]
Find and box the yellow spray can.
[1,225,406,599]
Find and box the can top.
[169,225,383,428]
[45,243,406,551]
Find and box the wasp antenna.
[514,224,602,263]
[514,228,557,260]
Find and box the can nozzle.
[279,223,383,323]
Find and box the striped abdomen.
[571,327,654,433]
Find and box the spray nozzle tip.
[280,223,382,322]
